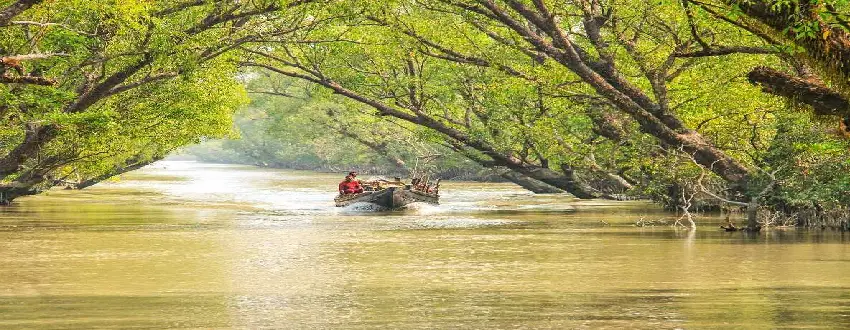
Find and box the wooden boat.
[334,186,439,208]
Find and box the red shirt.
[339,179,363,194]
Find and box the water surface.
[1,161,849,329]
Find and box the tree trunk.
[0,184,39,204]
[500,170,564,194]
[555,164,605,199]
[0,168,52,204]
[746,198,760,231]
[449,141,564,194]
[598,170,634,192]
[76,158,159,189]
[588,109,629,142]
[0,123,58,178]
[412,116,606,198]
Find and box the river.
[1,161,849,328]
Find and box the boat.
[334,186,439,208]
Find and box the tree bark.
[588,109,629,143]
[746,197,760,231]
[0,74,56,85]
[748,66,849,117]
[596,169,634,192]
[0,0,42,26]
[557,164,606,199]
[500,170,564,194]
[0,184,40,204]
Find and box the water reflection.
[0,161,849,328]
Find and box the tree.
[0,0,318,201]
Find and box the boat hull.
[335,187,438,208]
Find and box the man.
[338,171,364,195]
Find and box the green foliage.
[763,111,850,206]
[2,0,850,217]
[187,75,485,178]
[0,0,300,194]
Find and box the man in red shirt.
[338,172,364,195]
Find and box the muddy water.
[1,161,849,329]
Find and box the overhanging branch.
[748,66,849,117]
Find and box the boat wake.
[339,202,389,212]
[336,201,446,213]
[399,202,442,213]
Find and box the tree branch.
[0,0,42,26]
[748,66,849,117]
[674,46,778,58]
[0,73,55,85]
